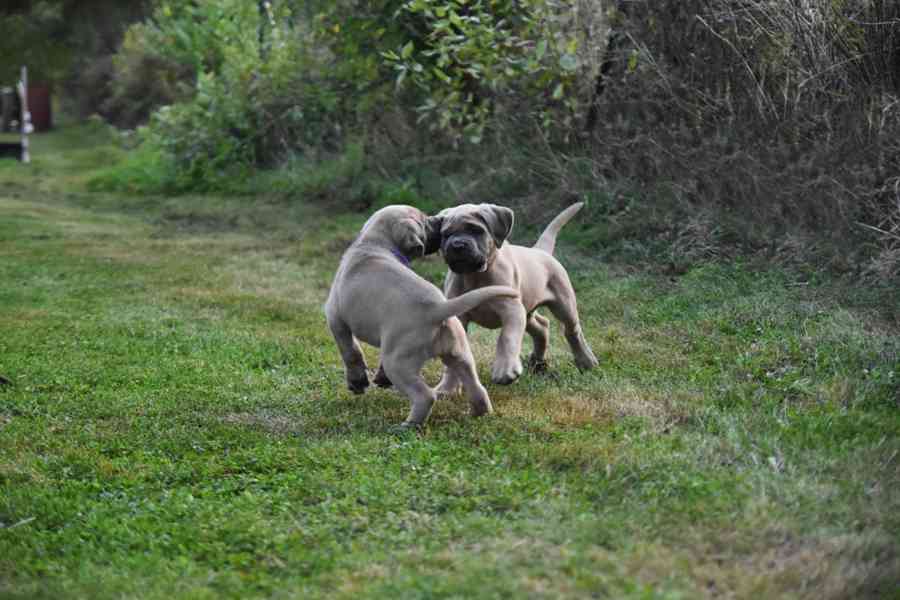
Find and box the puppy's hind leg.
[382,354,436,427]
[526,312,550,371]
[327,317,370,394]
[435,317,469,397]
[435,367,461,397]
[439,320,492,417]
[442,352,492,417]
[546,286,599,371]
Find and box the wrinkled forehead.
[440,205,485,233]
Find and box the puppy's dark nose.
[450,239,467,250]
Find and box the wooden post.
[17,66,32,164]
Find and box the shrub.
[99,23,194,128]
[0,4,71,85]
[383,0,607,144]
[93,2,276,191]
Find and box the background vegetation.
[4,1,898,281]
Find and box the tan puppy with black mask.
[324,205,518,428]
[432,202,598,388]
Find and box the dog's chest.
[464,304,503,329]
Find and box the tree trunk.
[584,28,621,135]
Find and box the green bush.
[0,3,71,85]
[98,22,194,128]
[96,0,401,193]
[90,0,265,194]
[381,0,608,144]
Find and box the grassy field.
[1,123,898,599]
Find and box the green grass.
[1,123,899,599]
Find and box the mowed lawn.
[1,125,898,599]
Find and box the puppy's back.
[330,248,446,346]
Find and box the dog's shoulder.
[344,245,440,292]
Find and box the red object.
[27,84,52,132]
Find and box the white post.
[17,66,32,164]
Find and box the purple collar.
[390,248,411,268]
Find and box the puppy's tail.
[533,202,584,255]
[431,286,519,323]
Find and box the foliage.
[94,1,285,191]
[382,0,598,143]
[96,23,193,128]
[96,0,407,192]
[0,2,71,84]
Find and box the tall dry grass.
[585,0,900,275]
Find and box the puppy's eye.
[465,225,484,235]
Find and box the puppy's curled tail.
[431,286,518,323]
[533,202,584,255]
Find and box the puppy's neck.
[484,246,501,271]
[356,229,392,250]
[390,248,411,268]
[355,234,412,268]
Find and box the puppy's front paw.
[491,358,523,385]
[575,351,599,372]
[389,421,423,436]
[347,374,370,394]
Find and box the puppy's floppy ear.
[478,204,515,248]
[424,214,444,255]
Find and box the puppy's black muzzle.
[443,237,485,273]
